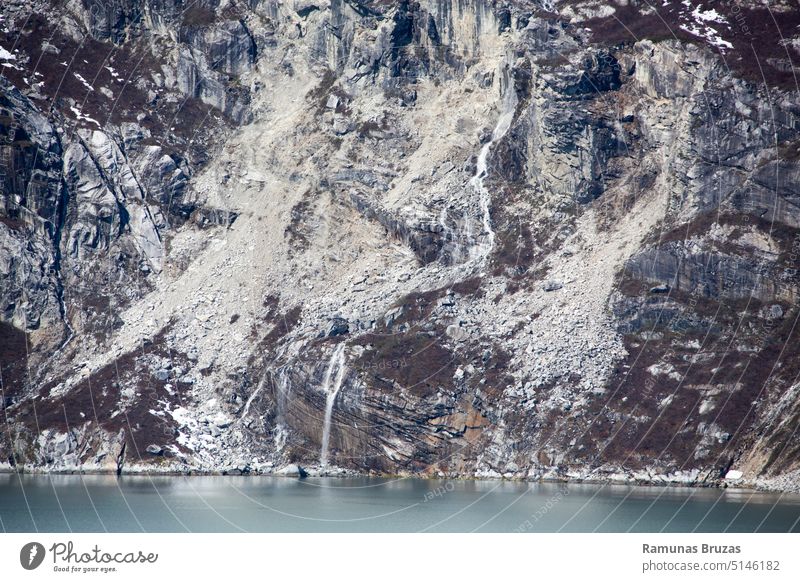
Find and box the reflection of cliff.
[2,1,800,492]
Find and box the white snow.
[0,45,19,69]
[647,362,683,381]
[679,2,734,50]
[561,3,616,22]
[679,22,733,50]
[725,469,743,480]
[69,106,101,128]
[698,398,716,415]
[73,72,95,92]
[692,7,727,25]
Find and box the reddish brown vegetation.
[576,2,800,89]
[1,325,192,463]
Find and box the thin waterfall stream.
[320,343,347,467]
[468,59,519,262]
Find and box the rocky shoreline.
[3,1,800,495]
[3,463,799,495]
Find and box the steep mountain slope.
[1,0,800,491]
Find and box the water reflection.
[0,474,798,533]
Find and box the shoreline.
[1,466,797,495]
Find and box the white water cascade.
[241,373,267,420]
[468,61,519,263]
[274,367,291,421]
[319,343,347,467]
[438,206,472,264]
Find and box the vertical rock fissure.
[50,171,74,351]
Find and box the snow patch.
[679,2,734,50]
[692,6,726,25]
[73,72,95,92]
[0,46,20,70]
[698,398,716,415]
[0,46,16,60]
[69,106,100,128]
[647,362,683,381]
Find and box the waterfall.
[437,59,518,267]
[275,367,291,422]
[242,373,267,419]
[468,59,519,262]
[438,205,453,261]
[319,343,347,467]
[460,209,474,261]
[241,367,290,449]
[272,368,292,451]
[439,208,483,265]
[439,206,468,264]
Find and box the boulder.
[327,317,350,337]
[542,280,563,292]
[276,464,308,478]
[146,444,164,456]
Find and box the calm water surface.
[1,474,799,533]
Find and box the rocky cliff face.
[2,0,800,491]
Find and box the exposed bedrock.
[1,0,800,491]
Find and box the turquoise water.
[1,474,799,533]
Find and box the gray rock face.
[2,0,800,492]
[179,19,257,78]
[76,0,143,43]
